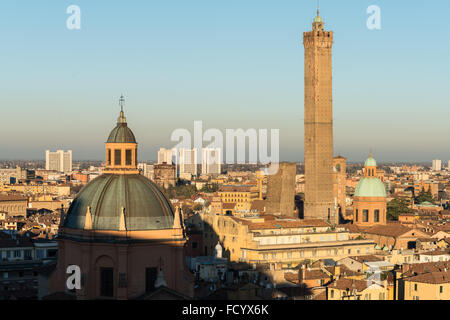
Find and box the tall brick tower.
[303,9,336,224]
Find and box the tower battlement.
[303,31,333,48]
[303,30,333,41]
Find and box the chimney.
[301,264,306,282]
[335,265,341,278]
[59,204,65,227]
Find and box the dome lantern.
[364,153,377,178]
[104,95,139,175]
[312,2,324,31]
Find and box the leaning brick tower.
[303,9,336,224]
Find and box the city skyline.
[0,1,449,162]
[1,2,450,303]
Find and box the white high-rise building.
[138,163,154,180]
[448,160,450,171]
[201,148,221,175]
[432,159,442,171]
[179,148,197,177]
[157,148,174,165]
[45,150,72,173]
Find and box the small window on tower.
[126,150,132,166]
[363,210,369,222]
[374,210,380,223]
[115,150,121,165]
[107,149,111,165]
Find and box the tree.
[387,198,414,221]
[200,183,219,193]
[164,184,197,199]
[182,204,193,216]
[415,188,433,204]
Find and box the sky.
[0,0,449,163]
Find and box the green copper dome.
[107,123,136,143]
[64,174,174,231]
[354,177,386,198]
[364,156,377,167]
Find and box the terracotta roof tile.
[406,272,450,284]
[327,278,372,292]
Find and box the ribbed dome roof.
[64,174,174,231]
[354,177,386,198]
[107,123,136,143]
[364,156,377,167]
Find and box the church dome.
[64,174,174,231]
[354,177,386,198]
[107,123,136,143]
[106,95,136,143]
[64,96,175,232]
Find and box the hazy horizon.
[0,1,449,163]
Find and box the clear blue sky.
[0,0,449,163]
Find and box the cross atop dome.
[118,94,127,124]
